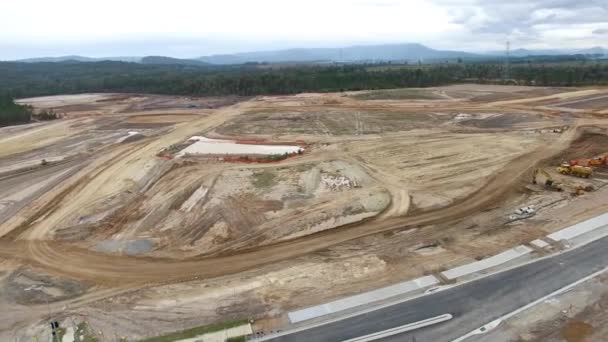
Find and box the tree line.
[0,94,34,127]
[0,93,58,127]
[1,60,607,100]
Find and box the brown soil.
[459,113,542,129]
[560,320,594,342]
[3,85,608,340]
[543,93,608,110]
[215,108,442,136]
[551,128,608,163]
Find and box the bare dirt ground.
[1,87,608,341]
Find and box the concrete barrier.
[531,239,550,249]
[287,275,439,323]
[286,213,608,326]
[548,213,608,242]
[441,245,533,280]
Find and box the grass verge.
[140,319,249,342]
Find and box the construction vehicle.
[569,155,608,167]
[588,155,608,167]
[572,184,595,196]
[557,163,592,178]
[532,168,563,191]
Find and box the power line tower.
[504,41,511,81]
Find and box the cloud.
[434,0,608,48]
[593,28,608,35]
[436,0,608,34]
[0,0,606,58]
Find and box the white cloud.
[0,0,606,59]
[2,0,453,40]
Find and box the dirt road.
[0,121,579,285]
[5,88,608,341]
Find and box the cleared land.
[1,86,608,341]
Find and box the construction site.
[2,85,608,341]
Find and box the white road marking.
[452,265,608,342]
[343,314,453,342]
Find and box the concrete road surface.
[264,235,608,342]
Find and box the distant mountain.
[196,43,481,64]
[512,48,563,57]
[18,55,98,63]
[576,47,607,55]
[140,56,209,66]
[486,48,565,57]
[12,43,607,65]
[17,56,141,63]
[487,47,607,57]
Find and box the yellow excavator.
[533,168,563,192]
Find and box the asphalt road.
[265,234,608,342]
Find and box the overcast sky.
[2,0,607,60]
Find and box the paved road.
[265,234,608,342]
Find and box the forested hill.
[1,60,608,99]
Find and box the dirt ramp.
[549,127,608,164]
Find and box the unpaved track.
[2,102,255,240]
[0,123,579,285]
[484,89,605,106]
[0,120,79,158]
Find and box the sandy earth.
[1,87,608,341]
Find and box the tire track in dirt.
[0,122,580,285]
[1,101,257,241]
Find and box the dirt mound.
[82,159,388,257]
[551,128,608,163]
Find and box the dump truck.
[533,168,563,191]
[557,164,592,178]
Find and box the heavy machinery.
[532,168,563,191]
[569,155,608,167]
[573,184,595,196]
[557,164,593,178]
[588,155,608,167]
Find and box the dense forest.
[1,60,607,100]
[0,94,35,127]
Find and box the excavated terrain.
[2,86,608,340]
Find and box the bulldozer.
[533,168,563,191]
[556,163,592,178]
[572,184,595,196]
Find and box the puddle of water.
[94,239,154,255]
